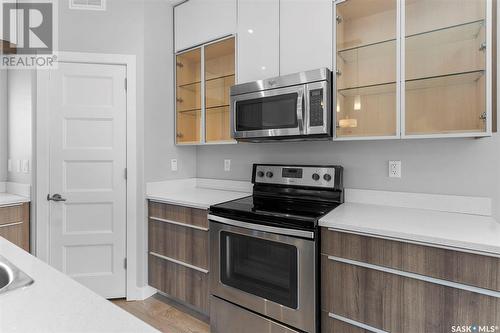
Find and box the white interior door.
[48,62,127,298]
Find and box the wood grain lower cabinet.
[321,229,500,333]
[148,201,209,315]
[0,203,30,252]
[322,229,500,291]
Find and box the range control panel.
[253,164,342,189]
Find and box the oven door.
[209,217,317,333]
[231,85,306,140]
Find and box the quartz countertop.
[320,202,500,256]
[146,178,252,210]
[0,237,159,333]
[0,193,30,207]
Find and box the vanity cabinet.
[321,228,500,332]
[236,0,280,83]
[148,201,210,314]
[279,0,333,76]
[333,0,496,140]
[0,203,30,252]
[176,37,235,145]
[174,0,236,53]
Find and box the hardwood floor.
[112,293,210,333]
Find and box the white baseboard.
[345,189,492,216]
[127,285,156,301]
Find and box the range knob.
[257,171,265,178]
[323,174,332,182]
[312,173,320,181]
[266,171,274,178]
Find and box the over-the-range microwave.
[230,68,332,142]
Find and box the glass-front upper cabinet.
[175,36,236,145]
[205,37,235,143]
[404,0,489,136]
[335,0,398,139]
[176,48,202,144]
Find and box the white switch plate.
[7,159,12,172]
[21,160,30,173]
[171,159,178,172]
[224,159,231,172]
[15,160,21,173]
[389,160,402,178]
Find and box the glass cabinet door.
[404,0,487,135]
[176,48,202,144]
[204,37,235,143]
[335,0,398,138]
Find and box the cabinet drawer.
[0,222,29,251]
[322,228,500,291]
[321,312,369,333]
[149,219,209,270]
[148,201,208,229]
[0,204,24,226]
[148,254,209,314]
[321,255,500,333]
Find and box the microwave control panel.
[309,89,324,127]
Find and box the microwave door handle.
[297,90,305,133]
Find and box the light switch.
[171,159,178,172]
[21,160,30,174]
[15,160,21,173]
[224,159,231,172]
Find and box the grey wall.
[197,135,500,219]
[0,70,7,182]
[7,70,33,185]
[57,0,196,289]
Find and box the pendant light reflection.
[353,95,361,111]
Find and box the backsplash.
[196,136,500,219]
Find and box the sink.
[0,256,33,295]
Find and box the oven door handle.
[297,89,305,134]
[208,214,315,239]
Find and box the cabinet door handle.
[47,194,67,202]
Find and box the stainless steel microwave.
[231,68,332,142]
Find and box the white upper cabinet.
[279,0,333,76]
[174,0,237,52]
[237,0,280,83]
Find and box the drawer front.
[149,201,208,229]
[149,219,209,270]
[321,312,369,333]
[321,255,500,333]
[0,204,24,226]
[149,254,209,314]
[211,296,301,333]
[322,228,500,291]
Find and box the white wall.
[7,70,34,185]
[57,0,196,290]
[0,70,7,182]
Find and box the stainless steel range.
[208,164,344,333]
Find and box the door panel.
[48,62,127,298]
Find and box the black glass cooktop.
[209,195,341,231]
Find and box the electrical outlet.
[21,160,30,174]
[171,159,178,172]
[224,159,231,172]
[389,160,402,178]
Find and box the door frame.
[35,52,141,300]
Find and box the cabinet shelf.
[337,38,396,62]
[177,81,201,89]
[406,70,485,90]
[206,74,235,83]
[206,104,230,110]
[406,19,484,49]
[177,108,201,114]
[338,82,396,97]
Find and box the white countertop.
[320,202,500,256]
[146,178,252,209]
[0,193,30,207]
[0,237,159,333]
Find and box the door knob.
[47,194,67,202]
